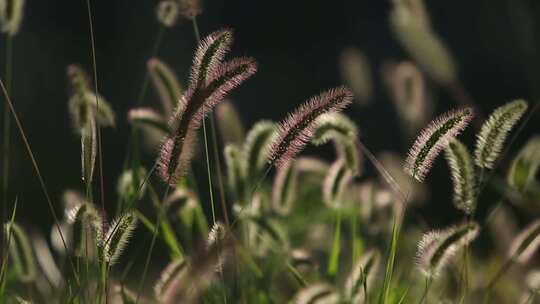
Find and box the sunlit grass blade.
[379,214,399,304]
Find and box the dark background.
[1,0,539,230]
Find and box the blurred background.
[1,0,539,232]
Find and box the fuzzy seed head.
[339,47,373,104]
[268,87,353,168]
[509,219,540,264]
[445,139,476,215]
[215,99,245,145]
[103,212,137,265]
[0,0,25,36]
[148,57,183,115]
[507,136,540,192]
[474,99,528,169]
[405,107,474,182]
[128,108,169,135]
[156,0,179,27]
[416,222,479,278]
[293,283,341,304]
[190,29,233,89]
[154,259,187,301]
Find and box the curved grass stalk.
[243,121,277,182]
[322,159,353,209]
[272,160,298,215]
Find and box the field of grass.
[1,0,540,303]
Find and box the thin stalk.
[379,213,401,304]
[0,79,80,286]
[190,17,222,227]
[209,114,230,226]
[136,25,166,107]
[230,164,272,229]
[147,184,183,258]
[1,35,12,266]
[351,211,363,263]
[117,24,165,216]
[327,208,342,277]
[482,257,514,304]
[85,0,106,216]
[135,184,172,304]
[459,214,473,303]
[202,114,217,224]
[418,276,433,304]
[286,262,308,288]
[0,198,17,294]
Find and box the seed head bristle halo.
[268,86,354,168]
[405,107,474,182]
[189,28,234,88]
[474,99,528,169]
[445,139,476,215]
[192,57,258,130]
[156,29,257,186]
[415,222,479,277]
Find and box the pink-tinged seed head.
[268,86,353,168]
[189,29,234,88]
[404,107,474,182]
